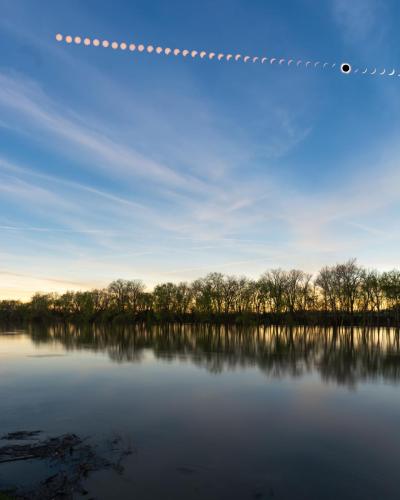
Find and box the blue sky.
[1,0,400,299]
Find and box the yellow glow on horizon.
[0,273,102,302]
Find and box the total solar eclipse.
[341,63,351,74]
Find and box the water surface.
[1,324,400,499]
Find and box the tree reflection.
[25,323,400,387]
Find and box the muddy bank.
[0,431,132,499]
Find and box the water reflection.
[1,324,400,500]
[9,323,398,387]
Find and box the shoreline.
[1,311,400,328]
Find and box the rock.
[0,432,132,499]
[1,431,42,441]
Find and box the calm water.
[1,324,400,499]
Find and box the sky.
[1,0,400,300]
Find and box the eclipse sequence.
[55,33,398,78]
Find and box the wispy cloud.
[0,71,208,194]
[332,0,386,46]
[0,270,96,287]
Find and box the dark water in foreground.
[1,324,400,499]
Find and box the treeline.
[1,259,400,325]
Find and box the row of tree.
[1,259,400,325]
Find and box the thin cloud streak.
[0,270,97,288]
[0,71,209,195]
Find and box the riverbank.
[1,310,399,327]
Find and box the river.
[1,324,399,499]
